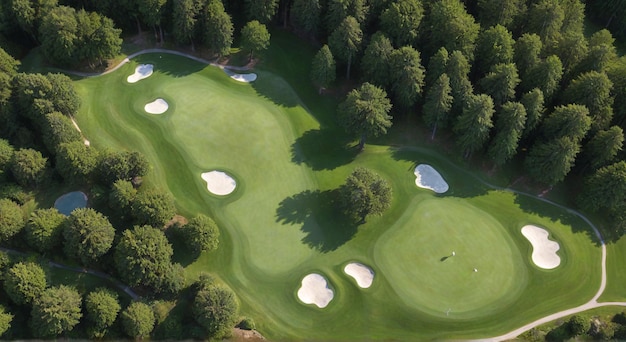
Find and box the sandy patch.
[201,171,236,196]
[144,98,169,114]
[127,64,153,83]
[521,225,561,269]
[343,263,374,288]
[226,70,257,83]
[414,164,449,193]
[297,273,334,308]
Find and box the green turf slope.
[73,48,601,340]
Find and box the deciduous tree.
[30,285,82,338]
[310,45,336,93]
[172,0,200,48]
[63,208,115,265]
[25,208,65,253]
[0,199,23,242]
[56,141,99,183]
[10,148,47,187]
[240,20,270,60]
[182,214,220,254]
[337,82,392,150]
[43,112,82,152]
[121,302,155,339]
[193,284,239,339]
[115,225,176,292]
[109,179,136,218]
[131,188,176,228]
[3,262,46,305]
[0,305,12,337]
[85,288,120,338]
[339,167,392,222]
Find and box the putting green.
[376,197,528,318]
[73,47,601,340]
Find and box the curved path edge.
[470,175,624,340]
[58,48,252,78]
[0,247,139,300]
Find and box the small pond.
[54,191,88,216]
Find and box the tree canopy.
[339,167,392,222]
[85,288,120,338]
[63,208,115,265]
[337,82,392,149]
[121,302,155,339]
[310,45,336,93]
[192,284,239,339]
[182,214,220,254]
[3,262,47,305]
[24,208,65,252]
[0,198,23,242]
[30,285,82,338]
[240,20,270,60]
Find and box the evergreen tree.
[310,45,336,93]
[488,101,527,165]
[423,73,453,140]
[453,94,495,156]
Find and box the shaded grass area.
[599,235,626,302]
[72,30,603,340]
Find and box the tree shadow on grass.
[513,194,603,246]
[250,72,300,108]
[292,128,359,171]
[275,189,358,252]
[131,54,208,78]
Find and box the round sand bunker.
[144,98,169,114]
[344,262,374,288]
[414,164,449,193]
[201,171,236,196]
[230,73,257,82]
[127,64,153,83]
[521,225,561,269]
[297,273,334,308]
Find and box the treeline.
[0,49,243,339]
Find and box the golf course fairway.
[73,51,602,340]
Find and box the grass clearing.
[72,31,603,339]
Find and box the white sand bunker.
[201,171,236,196]
[297,273,334,308]
[344,263,374,288]
[226,70,257,83]
[521,225,561,269]
[414,164,449,193]
[127,64,154,83]
[144,98,169,114]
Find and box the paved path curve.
[57,55,626,340]
[473,182,626,340]
[60,48,251,78]
[0,247,139,300]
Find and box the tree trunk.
[159,24,164,44]
[136,18,142,35]
[319,87,323,95]
[358,133,366,151]
[153,25,158,42]
[431,123,438,140]
[283,2,288,28]
[191,37,195,52]
[606,13,615,27]
[346,53,352,80]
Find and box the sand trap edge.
[201,171,237,196]
[521,225,561,269]
[414,164,449,194]
[343,262,375,289]
[297,273,334,308]
[127,64,154,83]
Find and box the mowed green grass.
[73,34,601,339]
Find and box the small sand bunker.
[521,225,561,269]
[201,171,236,196]
[54,191,88,216]
[344,263,374,288]
[414,164,449,193]
[297,273,334,308]
[127,64,154,83]
[144,98,169,114]
[230,73,257,82]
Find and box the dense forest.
[1,0,626,339]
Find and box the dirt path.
[0,247,139,300]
